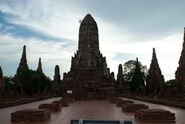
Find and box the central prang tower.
[63,14,113,99]
[71,14,108,72]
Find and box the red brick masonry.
[116,100,134,107]
[109,98,122,103]
[39,103,62,112]
[135,109,176,123]
[122,103,148,112]
[11,109,50,122]
[52,99,69,107]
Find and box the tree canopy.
[123,60,148,82]
[20,68,52,96]
[123,59,148,93]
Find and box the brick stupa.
[14,45,29,93]
[117,64,124,84]
[54,65,61,84]
[63,14,113,99]
[146,48,165,95]
[37,58,43,73]
[16,45,29,74]
[175,28,185,93]
[0,66,3,94]
[0,66,3,85]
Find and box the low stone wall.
[109,98,122,103]
[53,99,69,107]
[39,103,62,112]
[122,95,185,109]
[116,100,134,107]
[11,109,50,122]
[0,96,55,108]
[122,103,148,112]
[135,109,175,123]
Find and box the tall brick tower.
[175,28,185,93]
[146,48,165,95]
[63,14,113,99]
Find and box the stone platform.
[109,98,122,103]
[135,109,176,123]
[1,98,184,124]
[52,100,69,107]
[39,103,61,112]
[116,100,134,107]
[122,103,148,112]
[11,109,50,122]
[62,97,74,103]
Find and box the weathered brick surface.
[11,109,50,122]
[63,97,74,103]
[135,109,175,123]
[122,103,148,112]
[146,48,165,95]
[52,100,69,107]
[62,14,113,100]
[116,100,134,107]
[39,103,61,111]
[109,98,122,103]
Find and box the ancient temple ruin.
[63,14,113,99]
[16,45,29,75]
[116,64,124,92]
[54,65,61,84]
[14,45,29,93]
[175,28,185,93]
[37,58,43,73]
[0,66,3,94]
[146,48,165,95]
[0,66,3,86]
[117,64,124,84]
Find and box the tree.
[3,76,14,95]
[123,60,148,82]
[20,68,52,96]
[165,79,175,86]
[123,59,148,93]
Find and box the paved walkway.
[0,97,184,124]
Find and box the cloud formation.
[0,0,184,81]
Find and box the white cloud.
[0,0,184,81]
[0,0,83,41]
[0,34,76,79]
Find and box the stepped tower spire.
[175,27,185,92]
[37,58,43,73]
[54,65,61,84]
[0,66,3,85]
[63,14,113,99]
[146,48,165,95]
[16,45,29,74]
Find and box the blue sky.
[0,0,185,80]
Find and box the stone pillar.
[146,48,165,95]
[37,58,43,73]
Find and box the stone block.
[135,109,175,123]
[116,100,134,107]
[39,103,61,112]
[122,103,148,112]
[63,97,74,103]
[109,98,122,103]
[11,109,50,122]
[53,100,69,107]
